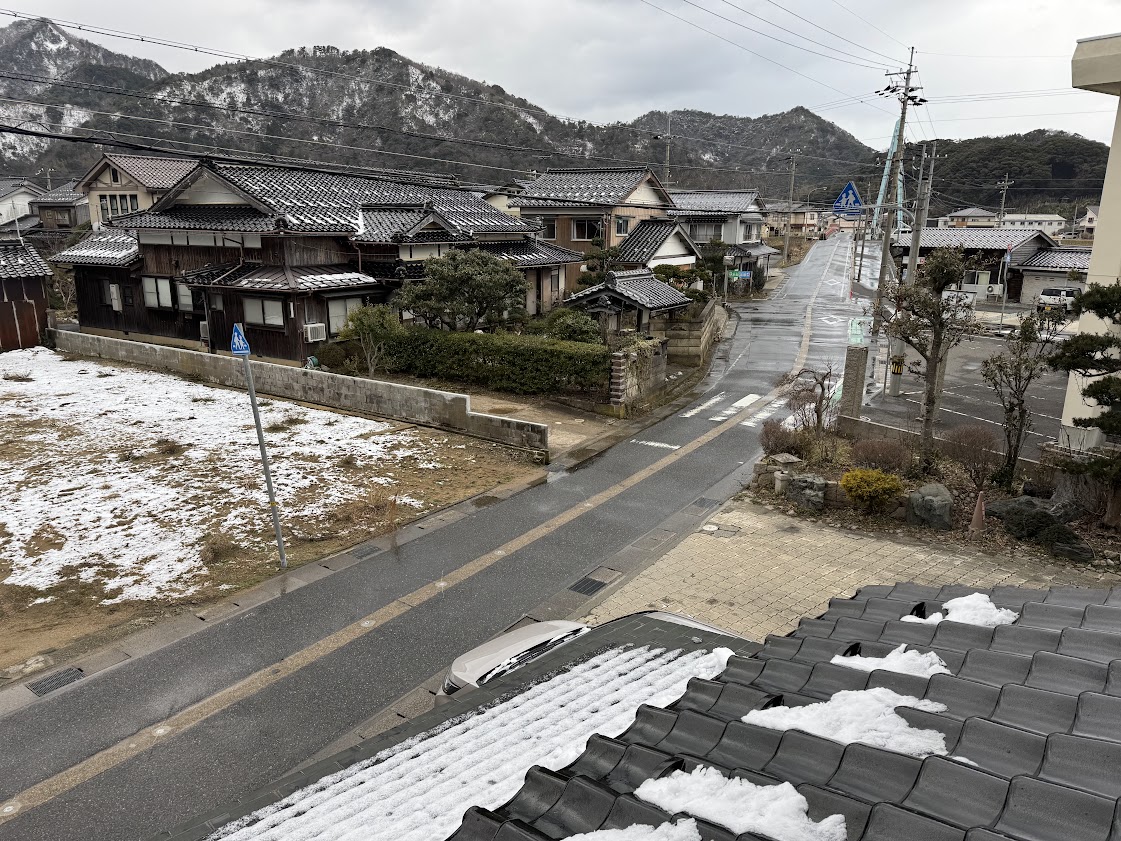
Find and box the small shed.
[0,242,52,350]
[1018,247,1092,305]
[565,268,691,333]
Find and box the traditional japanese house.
[0,241,52,350]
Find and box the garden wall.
[608,338,669,415]
[51,330,549,455]
[648,301,723,366]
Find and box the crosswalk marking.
[680,392,725,418]
[741,398,786,427]
[630,439,680,450]
[708,392,761,422]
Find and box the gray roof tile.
[667,189,760,212]
[566,268,692,311]
[110,205,277,232]
[510,167,657,208]
[29,180,84,205]
[466,240,584,267]
[908,229,1051,250]
[104,155,198,190]
[613,219,694,264]
[185,263,382,292]
[49,232,140,267]
[1020,247,1093,272]
[0,242,50,278]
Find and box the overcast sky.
[18,0,1121,150]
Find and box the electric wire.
[748,0,906,64]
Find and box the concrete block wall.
[648,301,721,366]
[52,330,548,455]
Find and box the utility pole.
[868,47,920,400]
[889,141,935,397]
[997,174,1014,224]
[663,113,672,187]
[783,155,796,264]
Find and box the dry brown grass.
[198,531,238,565]
[334,491,400,528]
[153,438,189,457]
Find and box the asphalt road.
[0,236,861,841]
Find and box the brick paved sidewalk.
[584,501,1120,642]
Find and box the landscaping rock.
[1048,535,1095,562]
[786,473,827,513]
[986,495,1080,525]
[986,495,1095,562]
[906,483,954,531]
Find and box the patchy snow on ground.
[0,348,438,603]
[636,767,846,841]
[208,645,734,841]
[830,643,951,678]
[742,688,948,758]
[900,593,1019,627]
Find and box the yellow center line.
[0,262,830,824]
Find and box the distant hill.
[0,19,1105,221]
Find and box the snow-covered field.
[0,348,448,604]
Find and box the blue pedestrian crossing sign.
[230,322,251,356]
[833,182,863,218]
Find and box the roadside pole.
[889,142,934,397]
[998,246,1011,326]
[231,322,288,570]
[783,156,796,265]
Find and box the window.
[209,293,223,312]
[110,167,120,184]
[549,267,561,303]
[101,280,115,306]
[129,194,138,212]
[615,216,632,236]
[572,218,601,241]
[687,222,722,242]
[109,195,119,216]
[328,296,363,334]
[99,195,109,221]
[244,296,285,327]
[142,277,173,308]
[176,282,195,312]
[538,217,556,239]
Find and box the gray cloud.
[22,0,1121,148]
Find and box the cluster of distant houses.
[0,154,785,359]
[0,152,1101,359]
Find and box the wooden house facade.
[0,243,52,350]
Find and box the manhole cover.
[26,667,84,697]
[701,525,719,532]
[569,576,609,596]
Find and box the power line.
[916,50,1068,59]
[748,0,905,64]
[827,0,910,50]
[635,0,894,117]
[700,0,892,69]
[929,109,1115,122]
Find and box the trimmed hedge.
[383,328,611,395]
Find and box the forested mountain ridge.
[0,17,1105,218]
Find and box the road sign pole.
[230,323,287,570]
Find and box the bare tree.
[885,247,980,469]
[778,361,837,436]
[981,311,1066,487]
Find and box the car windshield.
[477,628,589,686]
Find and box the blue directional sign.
[833,181,863,218]
[230,322,251,356]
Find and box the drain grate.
[26,667,84,697]
[693,497,722,508]
[569,576,609,596]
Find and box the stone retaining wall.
[649,301,722,366]
[51,330,549,455]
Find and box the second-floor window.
[101,194,139,219]
[538,217,556,239]
[176,282,196,312]
[688,222,722,242]
[615,216,632,236]
[572,218,601,241]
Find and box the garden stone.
[1050,536,1095,563]
[906,483,953,530]
[785,473,827,513]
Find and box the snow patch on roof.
[635,766,846,841]
[900,593,1018,627]
[742,687,948,757]
[831,643,951,678]
[207,645,734,840]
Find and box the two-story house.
[78,154,199,229]
[1077,204,1100,238]
[26,181,90,254]
[666,189,776,278]
[53,159,581,361]
[0,177,45,225]
[506,167,676,256]
[935,207,998,228]
[764,201,821,239]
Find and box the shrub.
[380,328,610,395]
[524,308,603,344]
[852,438,909,473]
[314,340,359,370]
[759,419,812,459]
[840,468,905,512]
[199,532,237,565]
[941,424,1000,490]
[1002,507,1059,540]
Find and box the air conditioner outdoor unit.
[303,322,327,343]
[199,321,210,342]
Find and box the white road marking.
[741,398,787,427]
[629,439,681,450]
[709,393,762,421]
[681,392,726,418]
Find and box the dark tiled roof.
[444,581,1121,841]
[667,189,760,212]
[104,155,199,190]
[948,206,997,218]
[465,240,585,267]
[49,232,140,267]
[614,219,696,264]
[0,242,50,278]
[109,205,278,232]
[0,213,40,233]
[0,177,44,199]
[908,229,1051,251]
[567,269,692,311]
[510,167,656,208]
[1020,247,1093,272]
[727,241,780,258]
[185,263,382,292]
[29,180,84,205]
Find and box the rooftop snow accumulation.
[0,348,445,604]
[164,583,1121,841]
[900,592,1019,626]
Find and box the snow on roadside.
[635,766,846,841]
[0,348,433,603]
[830,643,951,678]
[900,593,1018,627]
[208,645,735,841]
[742,687,948,758]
